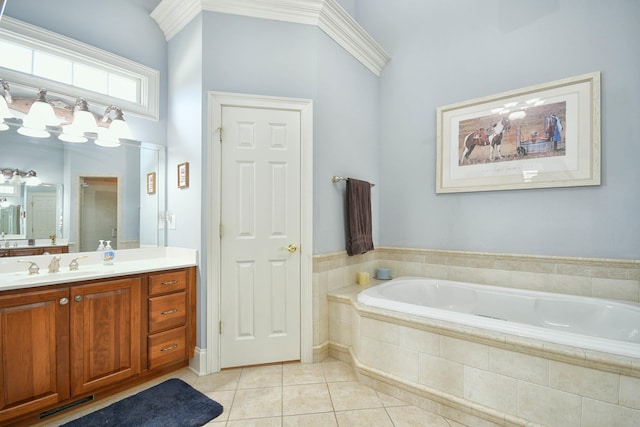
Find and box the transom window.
[0,16,158,120]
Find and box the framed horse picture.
[436,72,600,193]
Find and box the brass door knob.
[287,244,297,253]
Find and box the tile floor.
[36,358,465,427]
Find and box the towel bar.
[331,176,375,187]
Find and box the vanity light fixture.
[1,168,41,186]
[95,105,132,147]
[24,170,41,186]
[0,79,13,131]
[58,98,99,143]
[17,89,60,138]
[9,170,22,185]
[1,79,138,147]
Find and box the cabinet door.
[70,277,141,396]
[0,288,70,423]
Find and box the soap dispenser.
[97,240,105,251]
[103,240,115,265]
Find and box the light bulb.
[17,89,59,138]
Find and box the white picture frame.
[436,72,601,193]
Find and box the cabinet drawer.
[148,326,186,369]
[149,292,186,333]
[149,270,186,296]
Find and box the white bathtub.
[357,276,640,358]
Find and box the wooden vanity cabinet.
[0,287,70,424]
[0,266,195,426]
[70,277,141,396]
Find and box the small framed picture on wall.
[146,172,156,194]
[177,162,189,188]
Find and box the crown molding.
[151,0,390,76]
[150,0,202,41]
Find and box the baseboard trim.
[189,346,207,375]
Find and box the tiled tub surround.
[314,248,640,427]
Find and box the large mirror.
[1,121,165,252]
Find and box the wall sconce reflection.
[0,168,41,186]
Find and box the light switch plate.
[167,213,176,229]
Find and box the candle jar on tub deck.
[357,271,370,285]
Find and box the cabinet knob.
[59,297,69,305]
[74,295,83,302]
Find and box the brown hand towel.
[346,178,374,256]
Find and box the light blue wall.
[165,15,205,344]
[166,16,203,251]
[164,12,380,345]
[194,12,380,254]
[353,0,640,259]
[314,32,379,253]
[7,0,637,259]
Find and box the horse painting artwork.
[457,101,564,166]
[459,117,510,165]
[485,117,510,161]
[459,128,488,164]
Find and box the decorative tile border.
[314,247,640,302]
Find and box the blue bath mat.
[60,378,223,427]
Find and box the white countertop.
[0,247,198,292]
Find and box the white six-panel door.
[219,105,302,368]
[26,192,57,239]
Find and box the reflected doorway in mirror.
[78,176,118,252]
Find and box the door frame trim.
[206,91,313,373]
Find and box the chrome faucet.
[48,256,61,273]
[18,260,40,275]
[69,255,88,271]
